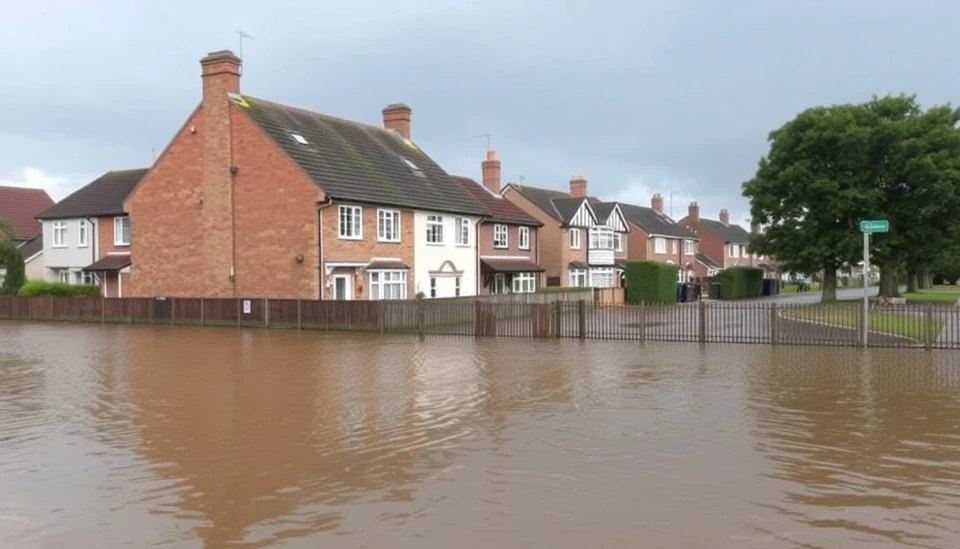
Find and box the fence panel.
[268,299,301,329]
[173,298,203,325]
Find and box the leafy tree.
[0,217,15,244]
[0,242,25,295]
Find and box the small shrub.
[0,242,25,295]
[625,261,678,304]
[17,280,100,297]
[715,266,764,299]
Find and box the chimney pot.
[688,201,700,223]
[481,150,502,194]
[719,209,730,225]
[651,193,664,214]
[569,174,588,198]
[382,103,412,140]
[200,50,241,100]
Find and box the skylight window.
[401,157,425,177]
[291,133,309,145]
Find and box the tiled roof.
[37,169,147,220]
[506,184,571,222]
[83,253,131,272]
[681,216,751,244]
[695,253,721,269]
[0,186,54,241]
[16,234,43,260]
[453,177,542,226]
[366,260,409,270]
[480,257,544,272]
[231,95,488,217]
[619,203,697,239]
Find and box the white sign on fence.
[242,299,251,315]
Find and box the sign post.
[859,219,890,347]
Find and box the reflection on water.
[2,323,960,548]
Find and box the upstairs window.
[613,232,622,252]
[114,217,131,246]
[338,205,362,239]
[590,227,614,250]
[426,215,444,244]
[654,237,667,254]
[377,209,400,242]
[569,228,581,249]
[78,220,89,247]
[684,240,696,254]
[518,226,530,250]
[493,224,508,248]
[52,222,67,248]
[455,218,470,245]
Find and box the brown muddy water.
[1,323,960,548]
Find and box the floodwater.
[2,325,960,549]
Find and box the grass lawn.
[903,285,960,304]
[781,302,944,344]
[781,282,821,294]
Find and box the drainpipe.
[474,217,483,295]
[317,197,333,300]
[85,216,99,293]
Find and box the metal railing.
[0,296,957,350]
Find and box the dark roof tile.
[232,95,488,217]
[695,253,721,269]
[480,257,544,272]
[16,234,43,260]
[453,177,541,226]
[619,203,697,239]
[83,253,132,272]
[681,217,751,244]
[0,186,54,241]
[37,169,147,220]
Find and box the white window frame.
[684,240,695,255]
[58,269,69,283]
[730,244,740,258]
[518,226,531,250]
[590,267,616,288]
[369,270,407,300]
[569,228,581,249]
[741,245,748,257]
[455,276,461,297]
[671,239,678,254]
[493,224,509,249]
[492,273,507,295]
[52,221,67,248]
[426,215,444,244]
[569,269,587,287]
[78,220,89,248]
[654,237,667,254]
[613,232,622,252]
[429,277,437,298]
[376,209,400,242]
[455,217,469,246]
[590,227,614,250]
[512,272,536,293]
[338,205,362,240]
[81,271,95,285]
[113,216,131,246]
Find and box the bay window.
[590,227,614,250]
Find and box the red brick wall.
[97,215,129,256]
[477,221,539,294]
[127,107,206,298]
[318,203,415,300]
[502,188,565,285]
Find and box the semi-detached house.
[125,50,489,300]
[502,176,629,288]
[35,169,146,296]
[679,202,775,277]
[619,193,701,281]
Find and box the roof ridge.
[242,94,393,136]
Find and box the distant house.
[502,176,629,288]
[124,50,489,300]
[18,235,44,281]
[36,169,147,296]
[619,193,701,281]
[679,203,763,277]
[0,186,54,284]
[454,151,544,295]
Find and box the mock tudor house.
[619,192,701,282]
[124,50,488,301]
[502,176,629,288]
[679,203,760,277]
[454,151,544,295]
[35,169,146,296]
[0,185,54,281]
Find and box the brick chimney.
[651,193,664,214]
[481,150,501,194]
[382,103,412,139]
[569,174,587,198]
[200,50,241,102]
[719,209,730,225]
[688,202,700,223]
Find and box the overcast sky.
[2,0,959,226]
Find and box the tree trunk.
[821,267,838,302]
[907,271,919,293]
[921,270,933,289]
[878,268,901,298]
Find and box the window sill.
[338,236,363,241]
[426,242,445,246]
[455,243,471,248]
[114,243,131,248]
[52,245,67,249]
[78,244,89,248]
[493,245,509,250]
[376,239,401,244]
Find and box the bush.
[17,280,100,297]
[0,243,25,295]
[715,266,764,299]
[624,261,678,304]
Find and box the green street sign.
[860,219,890,233]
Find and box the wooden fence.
[1,296,957,350]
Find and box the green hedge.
[17,281,101,297]
[715,266,764,299]
[0,243,25,295]
[625,261,678,304]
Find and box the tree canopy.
[0,217,15,245]
[743,94,960,301]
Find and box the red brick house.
[454,151,543,295]
[679,203,757,277]
[36,169,147,296]
[0,186,53,246]
[502,176,629,288]
[619,193,701,282]
[125,50,488,300]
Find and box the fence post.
[297,299,302,330]
[171,298,177,325]
[200,297,205,327]
[638,301,646,343]
[417,299,426,340]
[553,300,562,338]
[925,303,934,351]
[379,301,386,334]
[264,298,270,328]
[577,299,586,340]
[101,296,105,324]
[237,299,241,328]
[136,298,141,325]
[770,303,779,345]
[858,300,867,348]
[698,300,707,344]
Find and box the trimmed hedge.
[715,266,764,299]
[0,243,25,295]
[625,261,678,304]
[17,281,100,297]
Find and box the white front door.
[333,275,353,300]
